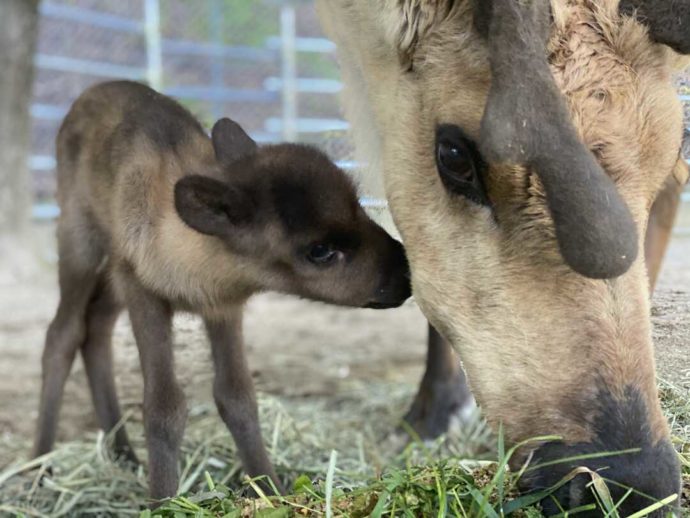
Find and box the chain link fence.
[30,0,355,219]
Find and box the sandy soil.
[1,219,689,468]
[650,205,690,390]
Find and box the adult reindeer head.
[318,0,689,512]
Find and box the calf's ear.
[174,175,256,237]
[211,118,258,165]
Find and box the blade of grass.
[524,448,640,473]
[626,494,678,518]
[244,477,274,509]
[434,466,447,518]
[496,423,505,516]
[469,488,500,518]
[204,471,215,492]
[550,503,598,517]
[369,490,389,518]
[605,487,632,518]
[325,450,337,518]
[450,487,468,518]
[588,471,617,517]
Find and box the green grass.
[146,438,680,518]
[1,380,688,517]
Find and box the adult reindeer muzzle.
[475,0,639,279]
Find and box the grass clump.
[1,380,689,516]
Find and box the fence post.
[144,0,162,90]
[280,3,297,141]
[0,0,39,237]
[209,0,224,120]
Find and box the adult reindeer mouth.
[521,386,680,516]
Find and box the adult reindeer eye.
[435,125,489,205]
[438,142,473,180]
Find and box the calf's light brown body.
[34,80,411,499]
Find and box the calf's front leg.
[118,269,187,500]
[204,309,282,494]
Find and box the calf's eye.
[307,243,340,265]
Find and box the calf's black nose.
[367,238,411,309]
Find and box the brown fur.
[318,0,688,508]
[33,80,411,500]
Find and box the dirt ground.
[1,215,690,469]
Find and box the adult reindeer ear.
[211,118,258,165]
[475,0,638,279]
[619,0,690,54]
[174,175,256,237]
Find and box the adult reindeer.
[317,0,690,513]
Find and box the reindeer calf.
[33,80,411,499]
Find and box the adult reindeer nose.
[520,387,680,516]
[529,438,679,516]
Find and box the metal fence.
[30,0,355,219]
[29,0,690,225]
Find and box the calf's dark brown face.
[175,119,410,309]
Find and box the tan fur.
[60,102,258,312]
[317,0,687,450]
